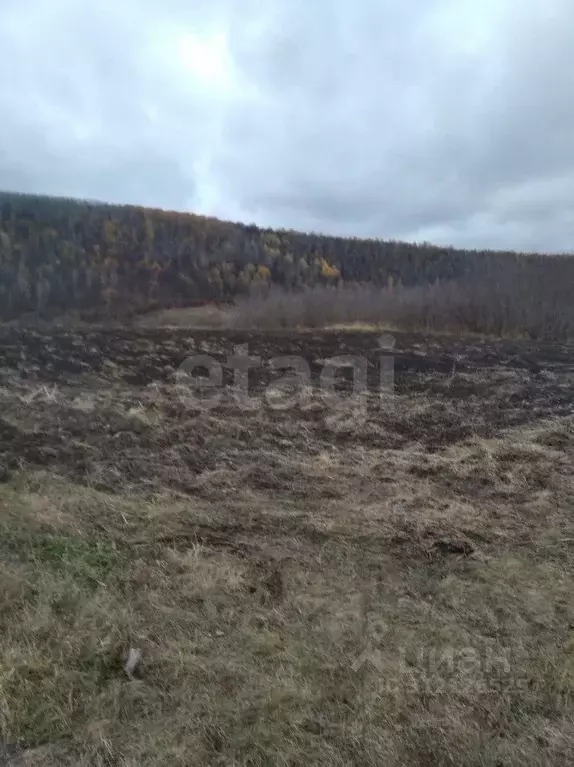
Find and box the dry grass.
[135,305,233,330]
[0,328,573,765]
[1,427,573,765]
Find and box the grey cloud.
[1,0,574,252]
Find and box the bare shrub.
[232,284,388,330]
[232,259,574,340]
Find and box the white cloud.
[1,0,573,252]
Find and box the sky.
[1,0,573,253]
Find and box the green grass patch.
[0,528,119,589]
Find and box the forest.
[1,190,573,322]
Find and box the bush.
[232,263,574,340]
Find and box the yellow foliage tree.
[319,258,340,280]
[257,264,271,280]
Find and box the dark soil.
[1,326,573,495]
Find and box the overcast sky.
[1,0,573,252]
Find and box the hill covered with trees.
[1,190,573,322]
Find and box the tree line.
[1,190,573,320]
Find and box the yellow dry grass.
[0,412,572,765]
